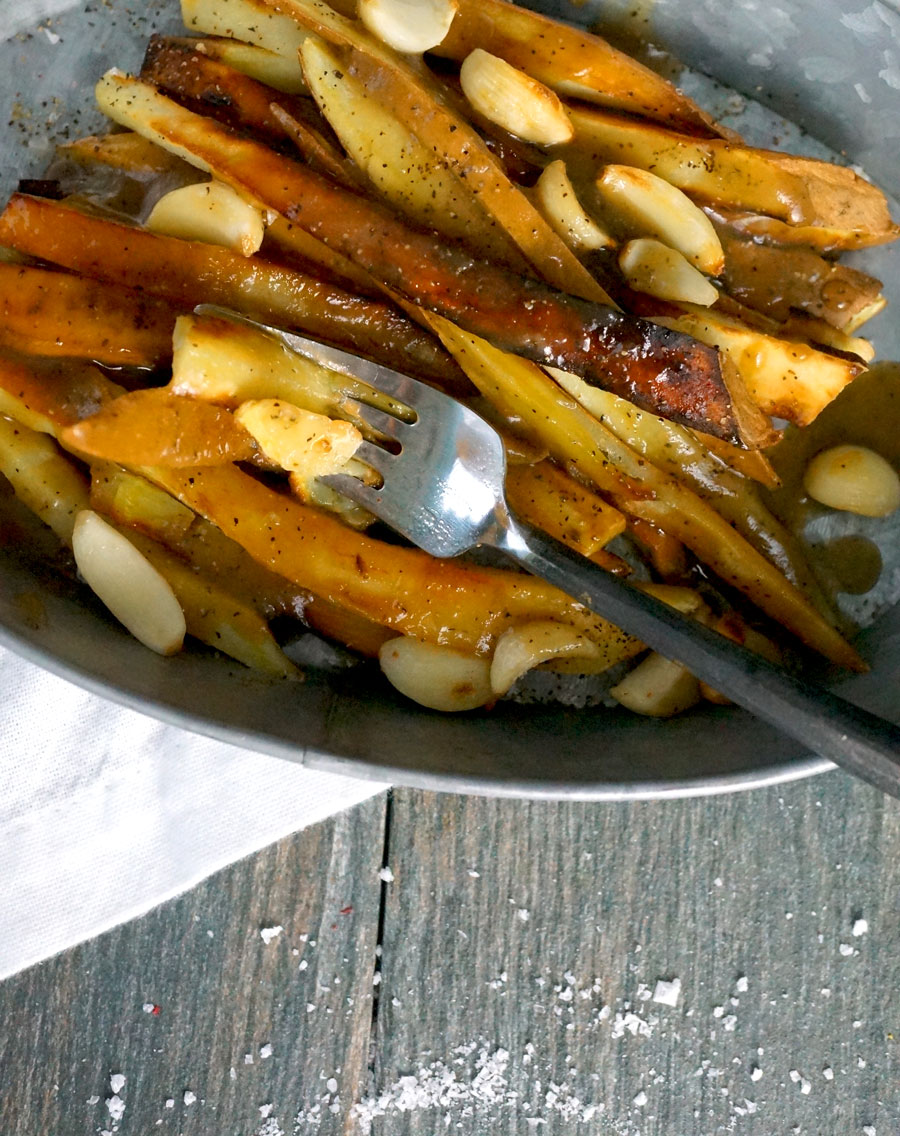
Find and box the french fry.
[57,130,197,178]
[704,204,900,254]
[778,313,875,365]
[303,594,396,656]
[717,230,885,331]
[566,104,897,238]
[144,462,645,666]
[184,35,310,94]
[0,412,89,545]
[0,262,177,368]
[181,0,307,68]
[0,349,120,436]
[89,463,197,543]
[505,459,626,562]
[547,367,831,603]
[87,73,759,442]
[421,312,863,671]
[0,194,458,389]
[652,304,864,426]
[262,2,613,304]
[300,36,526,267]
[432,0,728,137]
[62,389,259,467]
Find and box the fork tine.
[345,399,410,443]
[354,439,394,477]
[320,472,383,512]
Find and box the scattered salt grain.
[822,1066,833,1080]
[260,1043,273,1060]
[244,1053,254,1065]
[230,1068,237,1081]
[106,1096,125,1123]
[800,1077,812,1095]
[379,866,394,883]
[853,918,869,937]
[750,1067,763,1081]
[517,908,530,923]
[857,1057,867,1069]
[735,976,748,993]
[722,1015,737,1032]
[467,869,480,878]
[142,1003,156,1014]
[839,943,855,956]
[259,1103,273,1118]
[164,1099,174,1109]
[712,1005,725,1018]
[183,1091,197,1106]
[260,925,283,945]
[652,978,681,1007]
[298,959,309,971]
[789,1070,801,1083]
[87,1095,100,1106]
[610,1009,656,1039]
[326,1078,339,1094]
[632,1090,647,1107]
[863,1126,876,1135]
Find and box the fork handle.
[492,513,900,798]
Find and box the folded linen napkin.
[0,644,386,980]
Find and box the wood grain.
[0,796,386,1136]
[371,776,900,1134]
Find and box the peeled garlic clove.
[146,180,266,256]
[535,159,614,252]
[72,509,186,655]
[379,636,493,711]
[803,444,900,518]
[490,619,600,695]
[358,0,458,54]
[610,652,701,718]
[460,49,574,146]
[619,238,719,306]
[596,165,724,275]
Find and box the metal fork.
[198,307,900,797]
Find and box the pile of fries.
[0,0,897,716]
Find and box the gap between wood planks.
[366,788,395,1081]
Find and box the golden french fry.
[705,205,900,253]
[0,412,89,545]
[188,35,309,94]
[181,0,307,67]
[0,350,120,437]
[58,130,197,177]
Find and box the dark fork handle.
[494,514,900,798]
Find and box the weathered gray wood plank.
[0,796,386,1136]
[370,776,900,1135]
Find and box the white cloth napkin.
[0,644,386,980]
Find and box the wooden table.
[1,772,897,1135]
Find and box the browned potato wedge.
[0,412,89,545]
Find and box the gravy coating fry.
[421,312,863,671]
[0,262,177,367]
[0,193,457,390]
[89,73,759,443]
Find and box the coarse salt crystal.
[379,866,395,883]
[857,1057,867,1068]
[750,1067,762,1081]
[735,976,748,993]
[863,1126,876,1135]
[712,1005,725,1018]
[109,1074,125,1095]
[723,1015,737,1032]
[259,1103,273,1118]
[326,1077,339,1094]
[517,909,530,923]
[244,1053,254,1065]
[142,1003,156,1014]
[853,918,868,937]
[229,1068,237,1081]
[183,1090,197,1106]
[652,978,681,1007]
[260,925,283,945]
[822,1066,833,1080]
[86,1096,100,1105]
[800,1077,811,1095]
[468,869,480,878]
[298,959,309,971]
[839,943,855,956]
[260,1043,273,1059]
[106,1096,125,1122]
[632,1090,648,1107]
[789,1070,801,1083]
[164,1099,174,1109]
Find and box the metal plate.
[0,0,897,798]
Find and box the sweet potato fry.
[88,74,760,443]
[0,262,177,367]
[0,348,120,436]
[63,389,258,467]
[145,462,644,666]
[431,0,728,137]
[0,194,458,389]
[421,312,863,671]
[57,130,196,178]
